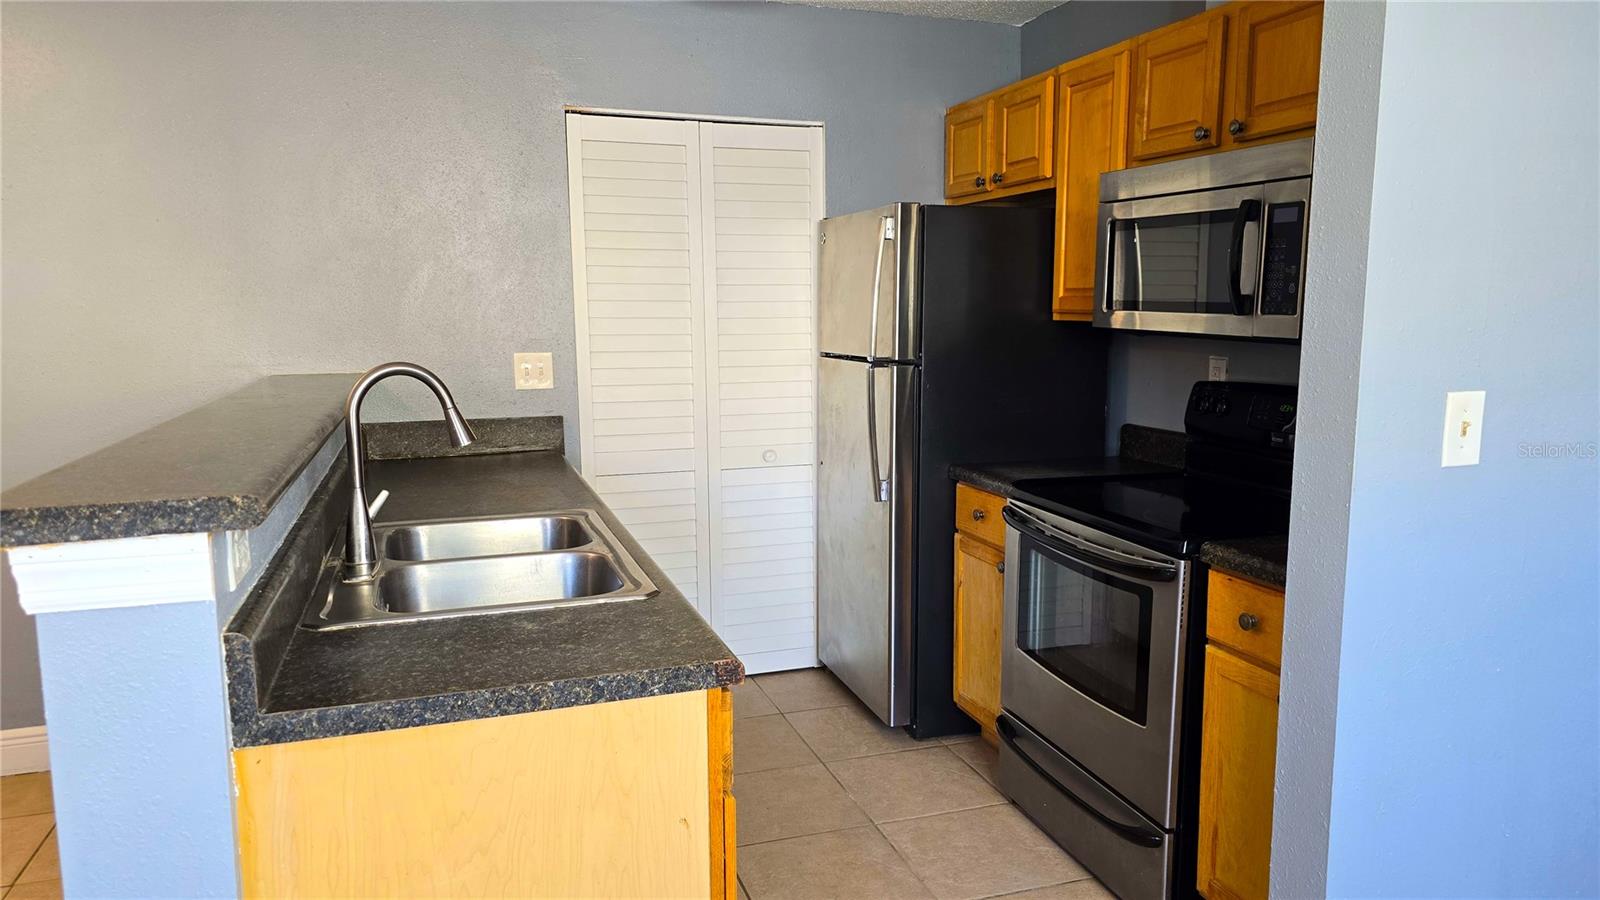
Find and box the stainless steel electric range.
[995,381,1296,900]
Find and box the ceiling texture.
[775,0,1068,26]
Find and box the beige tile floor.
[0,772,61,900]
[733,669,1113,900]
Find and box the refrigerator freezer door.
[818,203,919,362]
[817,355,917,726]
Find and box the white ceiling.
[774,0,1068,27]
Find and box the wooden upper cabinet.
[1053,45,1129,321]
[992,74,1055,189]
[953,530,1005,741]
[1226,1,1323,144]
[945,98,992,198]
[1130,12,1228,162]
[1197,644,1279,900]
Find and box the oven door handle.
[997,716,1165,849]
[1003,505,1177,582]
[1228,198,1261,316]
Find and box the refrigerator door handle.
[867,214,893,362]
[864,214,893,503]
[865,365,889,502]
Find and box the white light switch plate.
[514,352,553,390]
[1208,355,1229,382]
[1441,390,1486,467]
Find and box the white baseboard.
[0,726,49,775]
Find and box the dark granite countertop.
[949,424,1186,498]
[1199,536,1288,590]
[1,374,356,546]
[224,448,742,747]
[950,423,1286,589]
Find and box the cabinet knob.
[1237,612,1260,632]
[762,449,778,463]
[997,561,1006,574]
[1228,118,1245,136]
[971,508,987,521]
[1193,126,1211,142]
[991,172,1004,185]
[974,175,987,188]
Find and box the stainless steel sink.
[380,553,624,614]
[301,509,656,630]
[383,515,592,561]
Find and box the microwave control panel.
[1260,201,1305,316]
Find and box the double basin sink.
[301,510,658,631]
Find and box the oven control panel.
[1186,381,1297,450]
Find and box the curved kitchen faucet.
[343,362,477,581]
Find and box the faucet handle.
[367,489,390,519]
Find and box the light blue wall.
[1312,2,1600,894]
[35,601,238,898]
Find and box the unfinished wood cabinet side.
[233,691,713,899]
[708,685,736,900]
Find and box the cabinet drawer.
[1206,570,1285,669]
[955,483,1007,547]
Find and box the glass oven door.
[1016,536,1153,727]
[1000,502,1190,827]
[1095,184,1267,338]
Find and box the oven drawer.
[1206,570,1285,669]
[955,483,1007,547]
[997,713,1171,900]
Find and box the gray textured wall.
[0,1,1018,730]
[1018,0,1293,439]
[1270,2,1386,895]
[1020,0,1204,77]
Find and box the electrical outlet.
[514,352,554,390]
[226,530,251,592]
[1441,390,1486,467]
[1208,355,1229,382]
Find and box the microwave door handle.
[1228,199,1261,315]
[1102,217,1117,311]
[1002,506,1177,581]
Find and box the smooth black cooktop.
[1009,472,1290,558]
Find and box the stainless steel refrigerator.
[817,203,1109,738]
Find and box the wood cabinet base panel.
[233,691,713,899]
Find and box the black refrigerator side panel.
[909,205,1109,738]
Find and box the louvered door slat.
[569,116,712,615]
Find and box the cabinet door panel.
[945,98,992,198]
[1197,645,1279,900]
[953,532,1005,739]
[993,74,1055,188]
[1130,13,1227,161]
[1053,47,1129,321]
[1228,1,1323,143]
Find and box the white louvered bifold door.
[568,115,712,615]
[568,113,822,674]
[699,122,824,674]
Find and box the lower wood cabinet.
[953,484,1008,743]
[1197,571,1285,900]
[233,687,737,899]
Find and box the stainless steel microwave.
[1093,138,1312,340]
